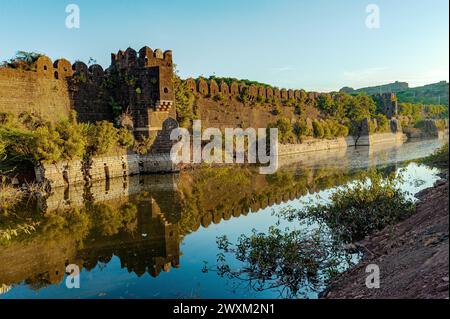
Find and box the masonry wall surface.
[355,132,407,147]
[0,68,72,121]
[194,95,297,130]
[278,137,355,155]
[36,153,179,188]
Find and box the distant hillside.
[341,81,449,106]
[340,81,409,95]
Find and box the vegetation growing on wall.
[207,76,272,89]
[0,51,43,71]
[174,68,197,128]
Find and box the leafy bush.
[34,125,63,163]
[55,114,88,160]
[0,125,37,170]
[256,95,264,104]
[269,118,292,143]
[117,128,135,148]
[322,121,332,139]
[312,120,324,138]
[175,74,196,128]
[346,94,376,122]
[337,123,349,137]
[1,112,135,171]
[420,143,449,169]
[282,171,415,242]
[133,133,157,155]
[374,114,389,133]
[317,94,335,115]
[434,119,448,130]
[87,121,119,156]
[293,119,312,140]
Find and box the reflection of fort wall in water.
[1,137,446,291]
[1,153,363,290]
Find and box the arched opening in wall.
[164,87,169,94]
[145,57,149,64]
[54,71,59,79]
[43,65,48,71]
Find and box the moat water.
[0,138,447,299]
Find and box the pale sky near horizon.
[0,0,448,92]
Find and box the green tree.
[55,112,87,160]
[317,94,335,116]
[293,119,312,140]
[346,94,376,122]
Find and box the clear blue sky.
[0,0,448,92]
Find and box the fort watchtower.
[109,46,175,135]
[374,92,398,119]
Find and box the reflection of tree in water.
[203,227,353,299]
[206,167,415,298]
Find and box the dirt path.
[321,179,449,299]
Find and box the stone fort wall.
[0,46,175,127]
[0,67,72,121]
[0,56,112,122]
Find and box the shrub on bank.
[421,143,449,169]
[281,170,416,242]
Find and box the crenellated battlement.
[111,46,173,69]
[185,77,320,104]
[1,55,108,82]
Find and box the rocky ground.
[321,178,449,299]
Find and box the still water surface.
[0,138,447,299]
